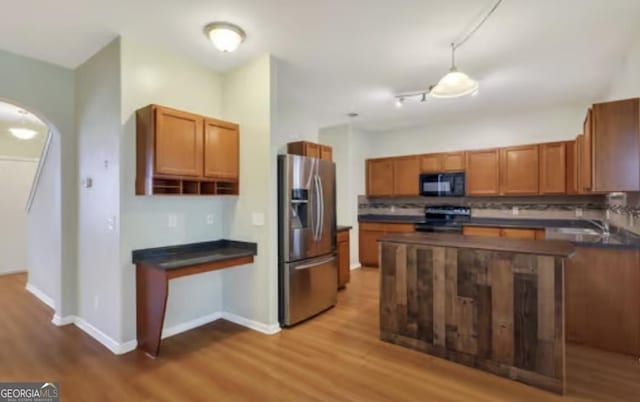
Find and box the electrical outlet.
[168,214,177,228]
[252,212,265,226]
[512,207,519,216]
[390,205,396,213]
[575,208,583,217]
[107,216,116,231]
[206,214,214,224]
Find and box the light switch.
[252,212,265,226]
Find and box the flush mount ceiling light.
[9,127,38,140]
[394,0,501,104]
[204,22,246,52]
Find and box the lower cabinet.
[359,222,414,267]
[337,229,351,288]
[462,226,544,239]
[566,247,640,356]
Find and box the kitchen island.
[378,232,574,394]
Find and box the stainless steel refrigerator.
[278,154,337,327]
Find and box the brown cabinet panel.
[442,152,465,171]
[320,145,333,161]
[204,119,239,180]
[539,142,566,194]
[383,223,415,233]
[420,154,442,172]
[465,149,500,196]
[592,98,640,192]
[566,248,640,355]
[366,159,394,196]
[359,227,384,267]
[580,109,593,192]
[500,228,537,239]
[566,140,579,195]
[305,143,320,158]
[499,145,539,195]
[462,226,501,237]
[337,229,350,288]
[154,106,203,177]
[393,156,420,196]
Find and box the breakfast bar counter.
[378,232,574,394]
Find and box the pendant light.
[430,43,479,98]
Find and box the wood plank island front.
[378,232,575,394]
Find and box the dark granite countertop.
[337,225,352,232]
[359,214,640,250]
[132,240,257,270]
[379,232,575,257]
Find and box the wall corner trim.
[162,312,223,340]
[221,312,281,335]
[74,317,137,355]
[25,283,55,309]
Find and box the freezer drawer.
[280,254,337,327]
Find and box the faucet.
[581,218,610,236]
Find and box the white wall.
[0,49,76,317]
[0,158,37,274]
[604,37,640,100]
[366,104,587,158]
[75,38,123,340]
[27,135,61,301]
[319,124,368,268]
[119,38,227,342]
[221,55,277,328]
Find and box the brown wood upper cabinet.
[500,144,539,195]
[136,104,240,196]
[580,109,593,193]
[566,139,579,195]
[366,158,394,196]
[591,98,640,192]
[539,141,567,194]
[204,118,239,180]
[287,141,332,161]
[393,156,420,196]
[154,106,204,177]
[465,149,500,196]
[420,152,465,172]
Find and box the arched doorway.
[0,99,64,323]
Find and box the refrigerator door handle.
[313,174,321,240]
[293,255,336,270]
[317,174,324,240]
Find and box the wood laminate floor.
[1,269,638,401]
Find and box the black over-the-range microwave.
[419,172,465,197]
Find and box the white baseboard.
[162,312,223,339]
[51,314,75,326]
[74,317,137,355]
[25,283,54,309]
[0,269,27,276]
[221,312,281,335]
[350,263,362,270]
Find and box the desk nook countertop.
[132,239,257,358]
[378,232,573,394]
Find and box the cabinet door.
[539,142,567,194]
[576,135,584,194]
[580,109,593,192]
[359,228,384,267]
[420,154,442,172]
[337,230,350,288]
[500,145,539,195]
[320,145,333,161]
[500,228,537,239]
[154,106,203,177]
[465,149,500,196]
[566,140,579,195]
[366,159,394,196]
[305,143,320,158]
[204,119,239,180]
[592,98,640,192]
[383,223,415,233]
[393,156,420,196]
[462,226,501,237]
[442,152,465,172]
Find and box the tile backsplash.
[607,192,640,234]
[358,195,606,221]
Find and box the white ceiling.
[1,0,639,131]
